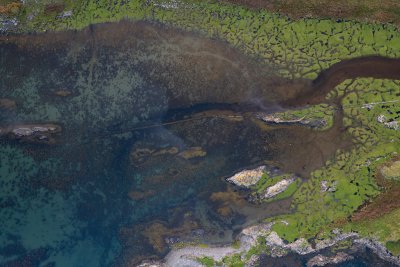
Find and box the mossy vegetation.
[245,236,268,260]
[344,208,400,254]
[386,240,400,256]
[221,254,245,267]
[231,240,241,249]
[381,161,400,180]
[269,78,400,243]
[197,256,215,267]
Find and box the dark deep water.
[0,21,398,266]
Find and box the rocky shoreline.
[137,223,400,267]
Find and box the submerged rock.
[128,190,156,201]
[54,90,72,97]
[0,98,16,110]
[226,166,266,188]
[0,124,61,144]
[130,146,179,165]
[257,113,327,128]
[192,109,244,122]
[178,147,206,160]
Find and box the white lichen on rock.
[226,166,266,188]
[262,177,295,199]
[376,114,399,130]
[320,180,337,192]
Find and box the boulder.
[262,177,295,199]
[226,166,266,188]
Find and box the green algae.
[10,0,400,80]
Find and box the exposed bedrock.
[226,166,266,188]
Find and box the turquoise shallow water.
[0,22,280,266]
[0,21,395,267]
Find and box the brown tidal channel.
[2,20,400,266]
[286,56,400,106]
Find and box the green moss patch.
[222,254,245,267]
[245,236,268,260]
[386,240,400,256]
[197,256,215,267]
